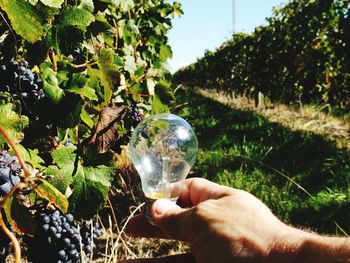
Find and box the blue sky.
[168,0,288,72]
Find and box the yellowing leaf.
[3,195,36,235]
[35,179,69,213]
[0,95,29,146]
[0,0,46,43]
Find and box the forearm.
[269,226,350,263]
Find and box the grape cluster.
[0,151,21,197]
[28,210,102,263]
[130,104,144,127]
[0,151,19,263]
[0,60,44,113]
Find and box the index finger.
[177,178,235,208]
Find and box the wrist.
[267,224,350,263]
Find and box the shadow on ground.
[174,89,350,235]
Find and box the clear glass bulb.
[129,113,198,217]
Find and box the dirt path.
[195,88,350,149]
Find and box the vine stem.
[0,125,32,182]
[73,61,97,69]
[0,211,21,263]
[0,125,31,263]
[0,183,26,263]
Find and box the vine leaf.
[69,165,115,219]
[151,95,170,114]
[159,44,172,62]
[34,178,69,213]
[80,108,94,128]
[12,145,44,169]
[95,104,127,153]
[51,145,77,169]
[40,0,64,8]
[45,164,74,196]
[68,73,98,101]
[45,145,77,194]
[3,195,36,235]
[60,6,95,29]
[79,0,94,12]
[0,0,46,43]
[97,48,121,105]
[41,65,65,104]
[0,95,29,147]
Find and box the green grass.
[174,89,350,235]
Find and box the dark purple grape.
[28,210,102,263]
[0,151,21,197]
[0,59,45,115]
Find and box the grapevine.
[173,0,350,112]
[0,0,183,261]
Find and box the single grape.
[0,151,21,197]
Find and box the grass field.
[173,88,350,235]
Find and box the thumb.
[151,199,193,241]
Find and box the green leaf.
[155,80,175,104]
[97,48,120,105]
[46,25,84,55]
[41,65,65,104]
[61,7,95,29]
[69,86,98,101]
[56,96,83,128]
[124,54,137,76]
[119,0,134,12]
[45,165,74,195]
[80,108,94,128]
[0,94,29,146]
[0,0,46,43]
[151,95,170,115]
[35,178,69,213]
[69,165,115,219]
[40,0,64,8]
[86,67,104,102]
[51,145,77,169]
[159,44,172,62]
[79,0,94,12]
[11,145,44,169]
[172,1,183,17]
[67,73,98,101]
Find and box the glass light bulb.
[129,113,198,215]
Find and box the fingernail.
[154,199,178,215]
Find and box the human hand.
[126,178,290,263]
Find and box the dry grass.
[91,147,190,262]
[196,88,350,149]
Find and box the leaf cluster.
[0,0,182,230]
